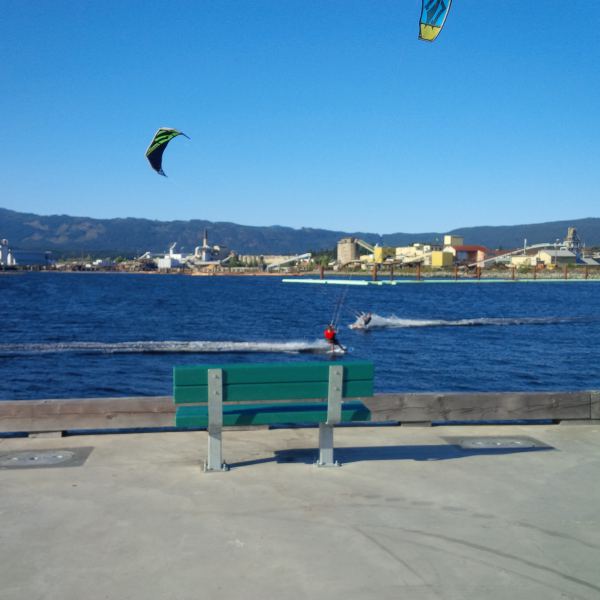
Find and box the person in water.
[350,312,372,330]
[324,324,345,352]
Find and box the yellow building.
[430,251,454,268]
[443,235,464,247]
[537,249,576,267]
[510,255,536,268]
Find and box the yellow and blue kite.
[419,0,453,42]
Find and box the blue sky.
[1,1,599,234]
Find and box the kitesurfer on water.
[324,324,345,353]
[349,312,372,330]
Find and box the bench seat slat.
[173,361,374,387]
[176,401,370,428]
[174,379,373,404]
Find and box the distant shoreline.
[3,268,600,280]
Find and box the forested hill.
[1,207,599,256]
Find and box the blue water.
[1,272,599,400]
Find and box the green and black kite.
[145,128,190,177]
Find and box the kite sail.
[145,128,190,176]
[419,0,452,42]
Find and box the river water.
[1,272,599,400]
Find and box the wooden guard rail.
[0,391,599,434]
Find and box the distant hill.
[1,207,599,256]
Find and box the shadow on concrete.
[227,443,554,469]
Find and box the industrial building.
[537,249,578,267]
[443,234,464,247]
[430,250,454,268]
[237,254,312,271]
[448,245,488,266]
[336,235,463,269]
[0,238,51,267]
[139,229,231,271]
[0,239,14,267]
[470,226,599,269]
[332,228,596,271]
[336,238,359,266]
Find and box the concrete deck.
[1,423,599,600]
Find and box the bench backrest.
[173,361,374,404]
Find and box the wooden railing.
[0,391,598,434]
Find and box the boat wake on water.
[0,340,339,357]
[349,313,593,330]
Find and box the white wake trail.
[349,314,586,330]
[0,339,336,356]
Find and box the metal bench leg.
[204,369,228,472]
[316,365,343,467]
[317,423,338,467]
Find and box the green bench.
[173,361,374,471]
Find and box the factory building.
[0,239,14,267]
[510,255,538,268]
[430,250,454,268]
[537,249,577,267]
[443,235,464,247]
[394,245,423,261]
[447,245,488,266]
[1,238,51,267]
[193,229,227,262]
[337,238,359,266]
[142,229,229,271]
[337,236,459,268]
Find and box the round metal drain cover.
[460,438,536,450]
[0,450,75,467]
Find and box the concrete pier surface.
[1,423,599,600]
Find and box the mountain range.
[1,207,599,256]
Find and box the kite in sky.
[419,0,453,42]
[145,128,190,177]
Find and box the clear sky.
[1,1,599,234]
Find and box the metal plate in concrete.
[0,446,93,469]
[444,436,552,450]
